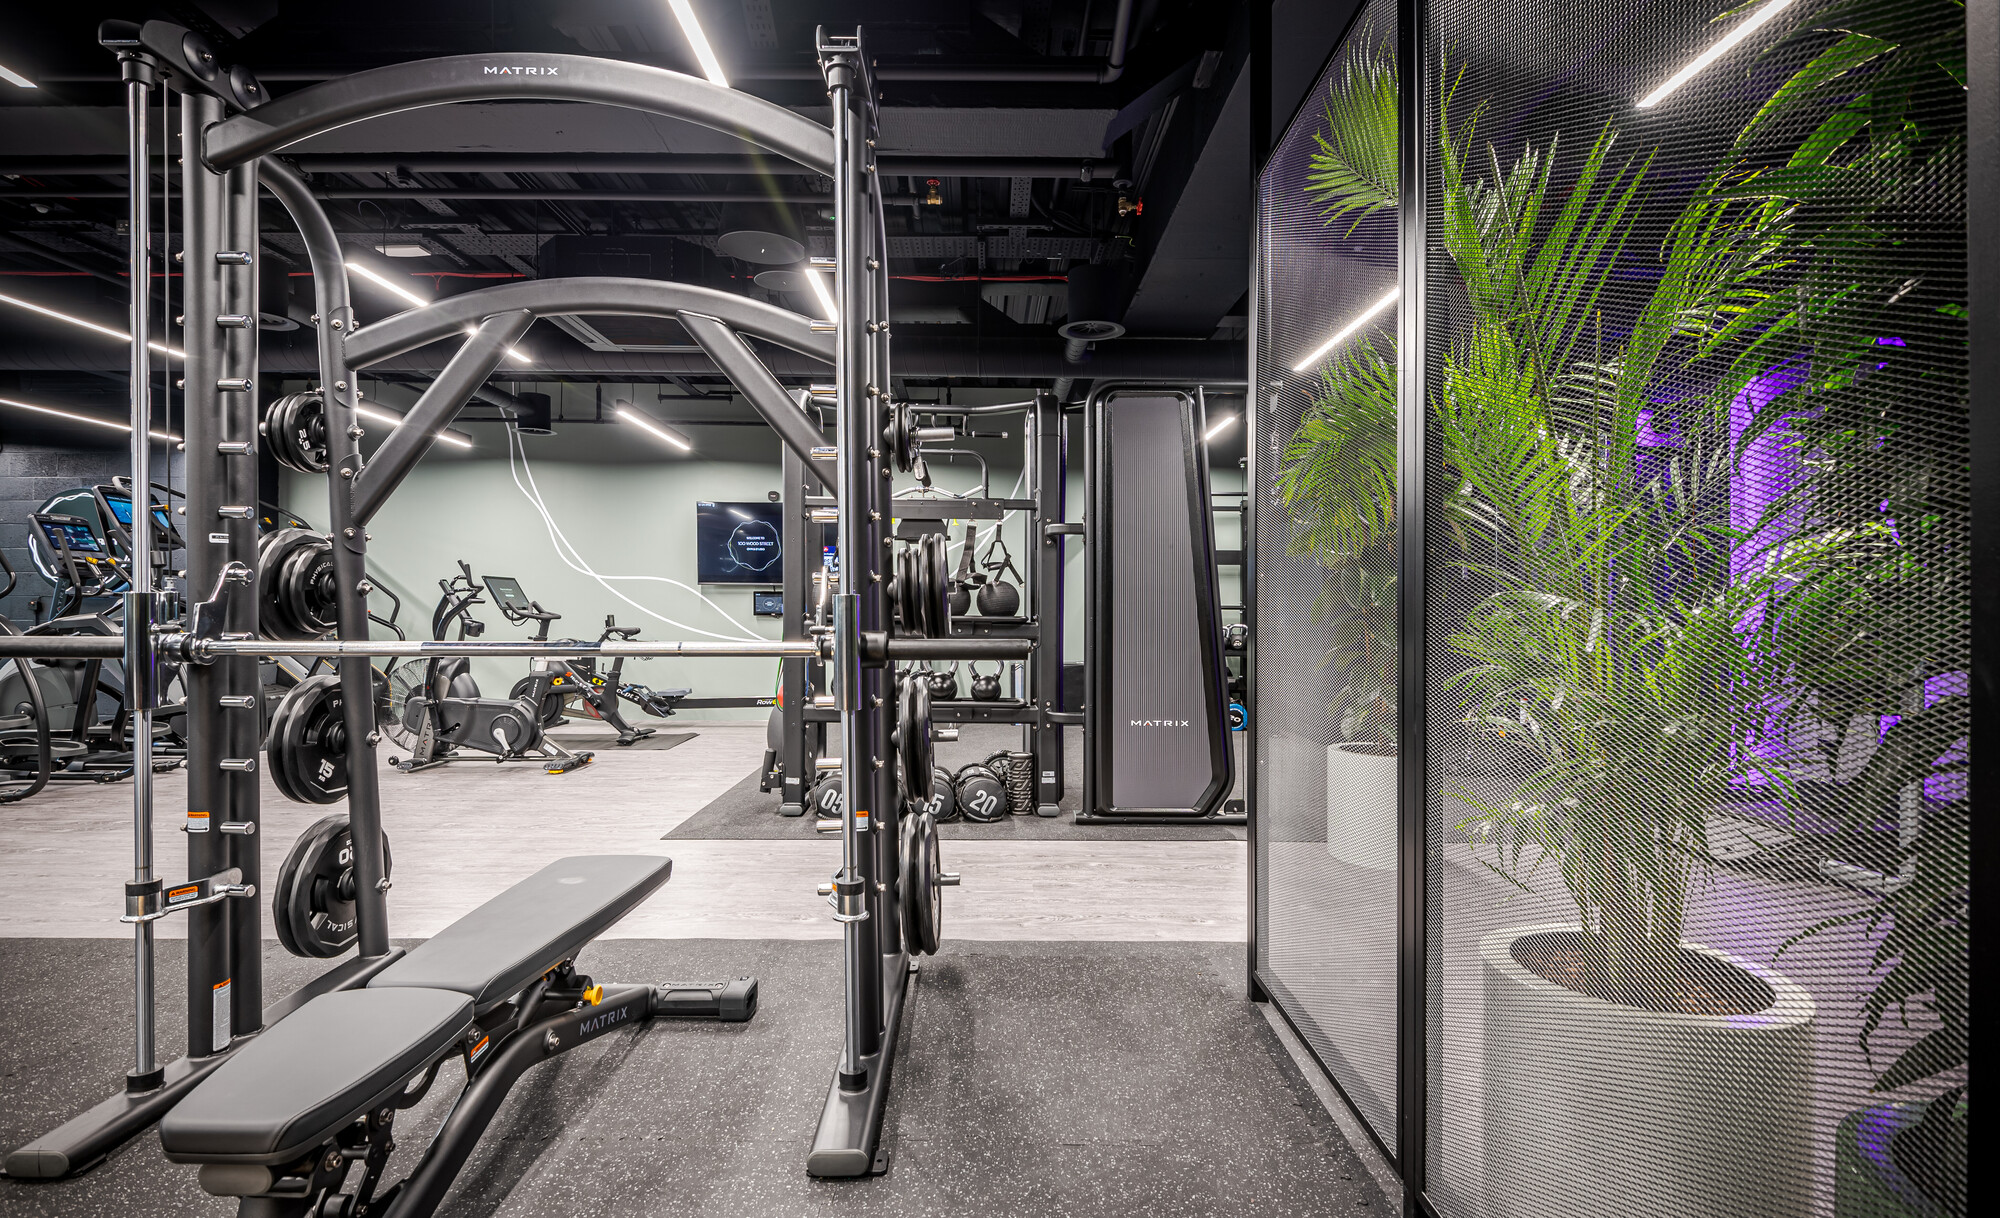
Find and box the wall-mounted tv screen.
[695,501,785,584]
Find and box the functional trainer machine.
[0,20,1024,1201]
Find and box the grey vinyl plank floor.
[0,724,1245,943]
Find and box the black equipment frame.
[4,15,996,1188]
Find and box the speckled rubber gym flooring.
[0,938,1387,1217]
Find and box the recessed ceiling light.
[374,243,432,258]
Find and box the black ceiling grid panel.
[1253,2,1974,1218]
[0,2,1262,429]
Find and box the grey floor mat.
[664,725,1244,841]
[0,938,1385,1218]
[545,728,697,753]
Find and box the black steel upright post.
[825,33,881,1082]
[869,159,903,963]
[179,91,232,1058]
[1394,0,1431,1203]
[119,47,163,1091]
[257,160,391,957]
[220,160,263,1035]
[1031,390,1065,813]
[781,443,811,816]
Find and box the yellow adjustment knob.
[583,985,604,1005]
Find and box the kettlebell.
[968,660,1002,702]
[923,663,960,702]
[975,537,1022,617]
[948,526,977,616]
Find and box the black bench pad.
[368,855,671,1012]
[159,988,472,1165]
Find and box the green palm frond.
[1305,24,1398,235]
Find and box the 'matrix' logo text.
[484,65,560,75]
[1128,719,1191,728]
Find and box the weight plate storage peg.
[896,676,935,806]
[273,813,392,959]
[267,674,355,804]
[898,810,943,955]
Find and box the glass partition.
[1254,3,1971,1214]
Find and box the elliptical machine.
[392,562,592,774]
[480,575,691,746]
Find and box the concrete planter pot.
[1325,742,1396,868]
[1479,923,1817,1218]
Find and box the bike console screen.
[482,575,533,616]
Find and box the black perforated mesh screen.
[1256,1,1970,1212]
[1253,0,1403,1154]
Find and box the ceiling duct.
[714,202,807,265]
[1057,263,1128,359]
[511,391,555,436]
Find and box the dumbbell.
[919,767,959,822]
[954,762,1008,822]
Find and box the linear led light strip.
[1292,288,1398,372]
[805,264,839,324]
[0,62,35,88]
[615,405,694,452]
[666,0,730,87]
[1,396,180,442]
[344,261,533,365]
[1636,0,1799,109]
[0,291,186,359]
[352,395,474,450]
[1204,413,1238,443]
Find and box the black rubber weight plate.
[899,677,933,806]
[924,533,951,637]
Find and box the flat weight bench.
[159,855,757,1218]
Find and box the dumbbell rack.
[781,390,1076,820]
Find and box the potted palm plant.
[1278,25,1401,868]
[1304,37,1824,1217]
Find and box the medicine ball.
[919,767,959,822]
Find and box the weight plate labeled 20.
[273,813,391,959]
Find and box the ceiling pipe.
[0,187,918,204]
[0,156,1124,182]
[0,334,1243,380]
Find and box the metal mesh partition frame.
[1253,0,1404,1158]
[1414,3,1970,1218]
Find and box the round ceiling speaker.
[716,203,806,265]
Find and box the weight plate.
[271,389,328,474]
[884,403,913,473]
[899,810,942,955]
[922,533,952,637]
[262,677,306,805]
[278,541,340,638]
[895,547,919,635]
[898,676,934,806]
[922,766,959,822]
[270,674,351,804]
[956,764,1008,822]
[274,813,392,959]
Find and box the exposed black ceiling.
[0,0,1252,431]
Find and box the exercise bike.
[391,563,592,774]
[480,574,691,747]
